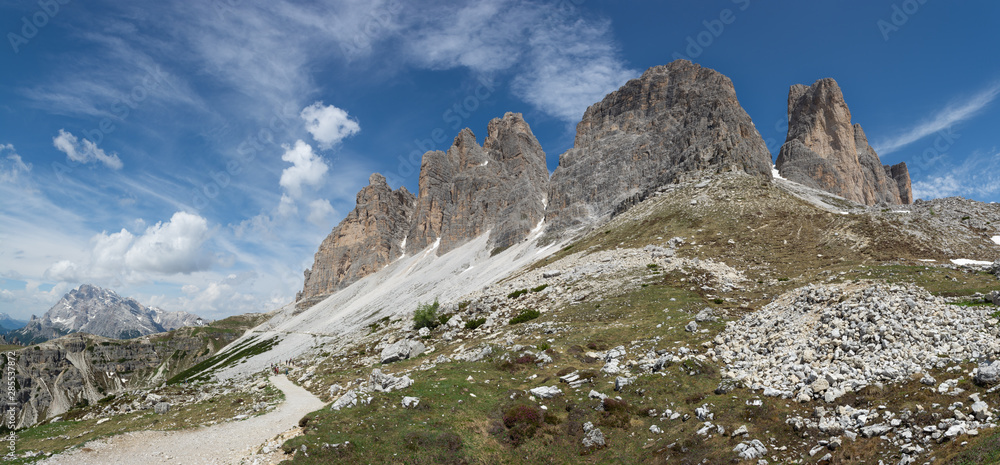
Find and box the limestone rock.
[529,385,563,399]
[886,162,913,204]
[546,60,772,232]
[367,369,414,392]
[775,78,911,205]
[407,112,548,255]
[298,173,415,301]
[380,339,426,364]
[582,422,606,448]
[154,402,171,414]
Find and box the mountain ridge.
[10,284,204,344]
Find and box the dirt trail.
[39,375,325,465]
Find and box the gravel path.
[39,376,325,465]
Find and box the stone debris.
[529,386,562,399]
[368,369,414,393]
[719,283,1000,397]
[401,397,420,409]
[582,422,605,448]
[380,339,426,364]
[733,439,767,460]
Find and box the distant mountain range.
[9,284,204,345]
[0,313,28,332]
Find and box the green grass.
[167,336,279,385]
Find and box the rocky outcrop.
[298,174,416,301]
[406,112,548,255]
[546,60,773,232]
[886,162,912,204]
[10,285,203,344]
[8,318,254,428]
[775,78,911,205]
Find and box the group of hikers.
[269,359,295,375]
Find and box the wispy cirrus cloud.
[874,82,1000,155]
[911,148,1000,200]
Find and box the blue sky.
[1,0,998,320]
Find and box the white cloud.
[43,211,213,284]
[394,0,636,123]
[43,260,82,282]
[277,194,298,218]
[0,144,32,183]
[511,17,636,122]
[875,82,1000,155]
[300,102,360,149]
[307,199,336,226]
[125,212,212,274]
[911,150,1000,201]
[52,129,124,170]
[279,140,328,198]
[0,290,13,302]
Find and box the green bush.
[507,289,529,299]
[530,284,548,293]
[413,300,440,330]
[438,313,452,325]
[537,342,550,351]
[465,318,486,330]
[509,309,541,325]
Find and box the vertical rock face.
[775,78,911,205]
[298,174,415,301]
[406,112,548,255]
[886,162,913,204]
[546,60,773,232]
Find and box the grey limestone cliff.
[775,78,911,205]
[545,60,773,232]
[298,173,416,301]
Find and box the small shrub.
[509,309,541,325]
[413,300,440,330]
[599,398,633,429]
[465,318,486,330]
[502,404,543,446]
[530,284,548,293]
[515,353,538,365]
[713,298,724,304]
[647,263,658,269]
[537,342,551,351]
[438,313,452,325]
[507,289,529,299]
[458,300,470,311]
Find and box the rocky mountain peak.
[546,59,773,232]
[298,173,417,302]
[406,112,548,255]
[10,284,202,344]
[775,78,911,205]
